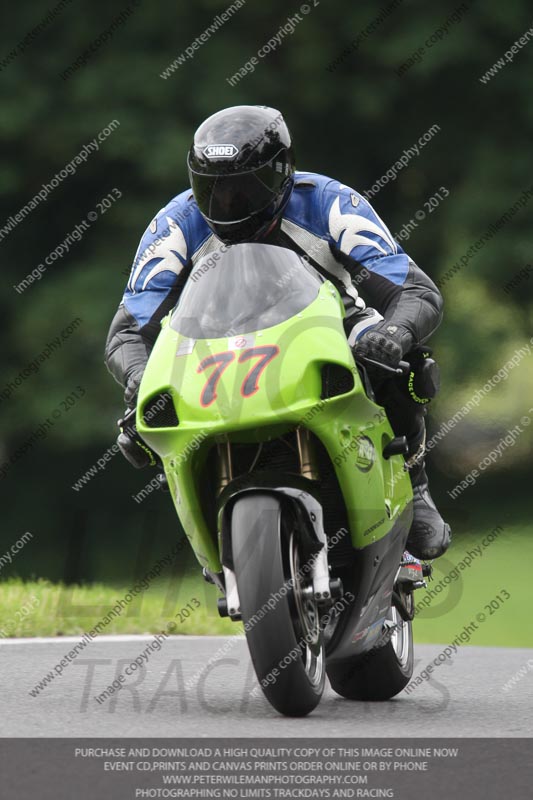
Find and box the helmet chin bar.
[206,178,294,245]
[209,212,278,245]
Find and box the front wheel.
[327,605,413,701]
[231,493,325,716]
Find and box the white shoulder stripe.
[369,205,398,254]
[129,217,188,291]
[328,197,397,257]
[141,261,183,290]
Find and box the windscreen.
[170,243,323,339]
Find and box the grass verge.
[1,524,530,647]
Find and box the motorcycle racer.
[105,104,450,560]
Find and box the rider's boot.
[404,413,451,560]
[376,368,451,561]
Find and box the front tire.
[231,493,325,716]
[327,605,413,701]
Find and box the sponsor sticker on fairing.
[228,334,255,350]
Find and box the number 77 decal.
[197,345,280,407]
[238,345,280,397]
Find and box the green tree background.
[1,0,531,583]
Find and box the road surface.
[1,636,531,736]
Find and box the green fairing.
[137,280,412,572]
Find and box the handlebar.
[356,355,410,375]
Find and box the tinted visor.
[189,162,288,224]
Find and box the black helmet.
[187,105,295,244]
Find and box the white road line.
[0,634,240,645]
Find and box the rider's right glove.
[117,408,157,469]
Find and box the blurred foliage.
[0,0,532,580]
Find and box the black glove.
[117,408,157,469]
[354,323,413,370]
[402,346,441,404]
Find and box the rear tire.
[231,494,325,716]
[327,606,413,700]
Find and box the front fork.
[217,440,233,493]
[216,428,318,495]
[215,429,341,621]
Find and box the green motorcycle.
[136,242,425,717]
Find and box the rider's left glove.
[354,322,413,370]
